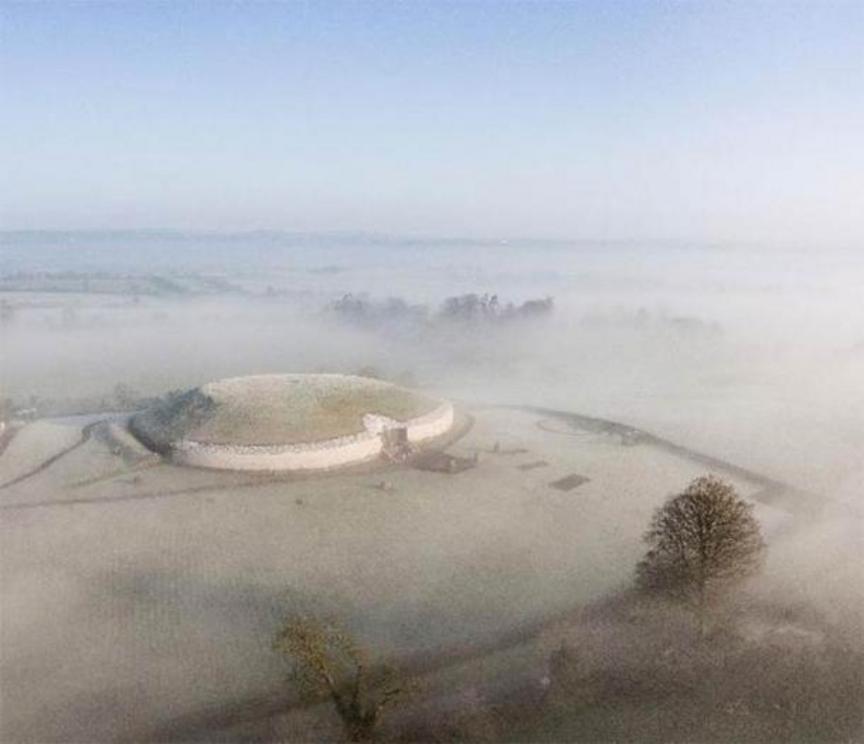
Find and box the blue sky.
[1,1,862,245]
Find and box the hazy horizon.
[2,1,863,246]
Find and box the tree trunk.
[345,713,378,742]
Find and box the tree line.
[326,293,554,329]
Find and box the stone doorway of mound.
[381,425,407,448]
[383,429,414,462]
[363,414,415,463]
[381,425,413,461]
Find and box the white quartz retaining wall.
[404,402,455,443]
[169,401,454,472]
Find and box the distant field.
[0,272,241,295]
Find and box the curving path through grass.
[0,420,102,491]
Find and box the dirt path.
[0,425,18,458]
[0,420,101,491]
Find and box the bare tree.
[636,475,765,635]
[273,614,413,742]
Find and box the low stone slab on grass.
[412,451,478,474]
[518,460,549,471]
[549,473,590,491]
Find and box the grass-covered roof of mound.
[132,374,441,447]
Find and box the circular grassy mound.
[131,374,441,449]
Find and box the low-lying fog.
[3,236,862,498]
[2,238,862,583]
[1,234,862,739]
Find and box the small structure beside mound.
[130,373,454,472]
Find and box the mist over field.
[3,233,862,495]
[2,243,862,742]
[4,232,862,620]
[2,1,863,740]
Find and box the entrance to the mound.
[381,426,412,461]
[382,426,407,448]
